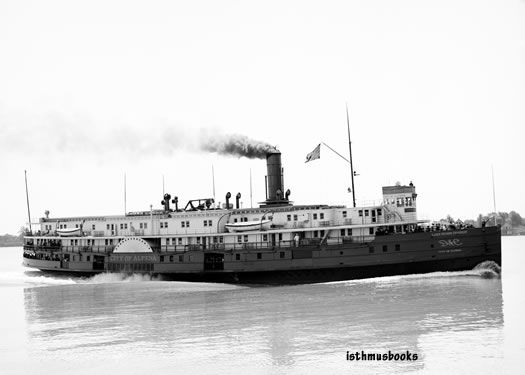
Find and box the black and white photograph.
[1,0,524,373]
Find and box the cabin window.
[395,244,401,251]
[320,213,324,219]
[179,255,183,262]
[237,236,242,243]
[185,221,189,228]
[340,229,345,236]
[313,213,318,220]
[342,211,347,218]
[160,256,164,262]
[383,245,387,252]
[70,240,74,246]
[107,224,111,230]
[105,239,108,245]
[257,253,262,259]
[358,210,363,217]
[234,218,238,223]
[120,223,123,230]
[287,215,291,221]
[213,236,217,243]
[263,234,268,241]
[208,220,212,226]
[74,239,78,245]
[377,209,382,216]
[347,229,352,236]
[178,238,182,245]
[243,235,248,242]
[144,223,148,229]
[365,210,369,216]
[87,256,90,262]
[160,222,164,229]
[196,237,200,244]
[124,223,128,229]
[278,233,283,241]
[236,254,240,261]
[280,252,285,258]
[293,214,298,221]
[313,231,318,238]
[204,220,207,227]
[181,221,185,228]
[369,228,374,235]
[219,237,224,243]
[369,246,375,253]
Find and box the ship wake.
[472,260,501,279]
[328,260,501,286]
[79,273,164,284]
[1,270,77,287]
[12,270,164,287]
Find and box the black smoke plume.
[201,133,277,159]
[0,110,278,159]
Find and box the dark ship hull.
[23,226,501,285]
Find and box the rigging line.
[24,170,32,234]
[321,142,350,164]
[346,103,356,208]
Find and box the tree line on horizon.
[442,211,523,228]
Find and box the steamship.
[22,150,501,284]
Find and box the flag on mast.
[305,144,321,163]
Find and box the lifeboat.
[56,227,82,237]
[225,219,272,233]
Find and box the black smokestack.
[266,151,284,202]
[201,134,276,159]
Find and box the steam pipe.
[236,193,241,209]
[171,196,179,211]
[225,192,231,210]
[162,193,171,212]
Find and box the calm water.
[0,238,523,374]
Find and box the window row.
[160,255,184,263]
[384,197,413,207]
[358,209,382,217]
[234,252,285,260]
[369,244,401,253]
[164,236,225,245]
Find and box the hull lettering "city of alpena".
[438,239,463,247]
[109,255,158,263]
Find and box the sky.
[0,0,524,234]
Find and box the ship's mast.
[212,165,216,204]
[346,104,356,207]
[492,165,497,224]
[124,173,127,215]
[249,168,253,208]
[24,170,32,234]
